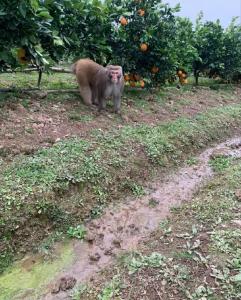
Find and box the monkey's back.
[74,59,104,85]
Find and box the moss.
[0,242,74,300]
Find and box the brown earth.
[0,86,240,157]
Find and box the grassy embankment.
[75,150,241,300]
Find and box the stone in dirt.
[112,239,122,248]
[104,248,113,256]
[89,252,101,262]
[235,189,241,201]
[85,232,95,243]
[232,220,241,227]
[210,147,231,159]
[51,276,76,294]
[230,142,241,149]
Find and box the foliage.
[1,1,241,86]
[0,0,113,70]
[0,0,54,70]
[223,19,241,82]
[193,14,241,84]
[67,225,86,240]
[193,15,225,84]
[106,0,180,86]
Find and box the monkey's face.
[108,69,122,84]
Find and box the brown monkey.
[93,64,124,114]
[72,59,124,113]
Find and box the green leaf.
[231,272,241,282]
[0,10,7,17]
[30,0,39,11]
[19,1,27,18]
[37,9,52,20]
[53,36,64,46]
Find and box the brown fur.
[73,59,124,113]
[73,58,104,105]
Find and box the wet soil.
[38,137,241,300]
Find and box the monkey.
[72,59,124,114]
[93,64,124,114]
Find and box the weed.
[148,198,159,207]
[187,157,198,166]
[209,156,232,172]
[71,284,88,300]
[126,252,166,274]
[69,113,94,122]
[67,225,86,240]
[123,180,145,197]
[97,276,121,300]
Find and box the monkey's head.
[106,66,123,84]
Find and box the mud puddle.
[9,138,241,300]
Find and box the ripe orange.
[177,70,182,76]
[120,16,128,26]
[138,9,145,16]
[140,80,145,88]
[129,74,135,81]
[17,48,27,64]
[151,66,159,74]
[134,74,141,81]
[124,74,130,81]
[140,43,148,52]
[17,48,26,58]
[129,81,136,87]
[183,79,188,84]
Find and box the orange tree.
[0,0,113,71]
[173,17,198,80]
[192,16,225,85]
[44,0,113,65]
[222,19,241,82]
[0,0,56,70]
[106,0,180,86]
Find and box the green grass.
[0,72,76,89]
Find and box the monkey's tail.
[71,62,77,74]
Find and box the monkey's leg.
[113,96,121,114]
[91,89,98,105]
[79,86,92,105]
[98,98,106,112]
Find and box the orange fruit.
[17,48,26,58]
[140,43,148,52]
[134,74,141,81]
[129,74,135,81]
[138,9,145,16]
[177,70,182,76]
[120,16,128,26]
[17,48,28,64]
[129,81,136,87]
[151,66,159,74]
[181,73,187,79]
[140,80,145,88]
[124,74,130,81]
[183,79,188,84]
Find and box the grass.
[78,157,241,300]
[0,72,76,90]
[1,103,241,272]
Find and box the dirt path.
[38,137,241,300]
